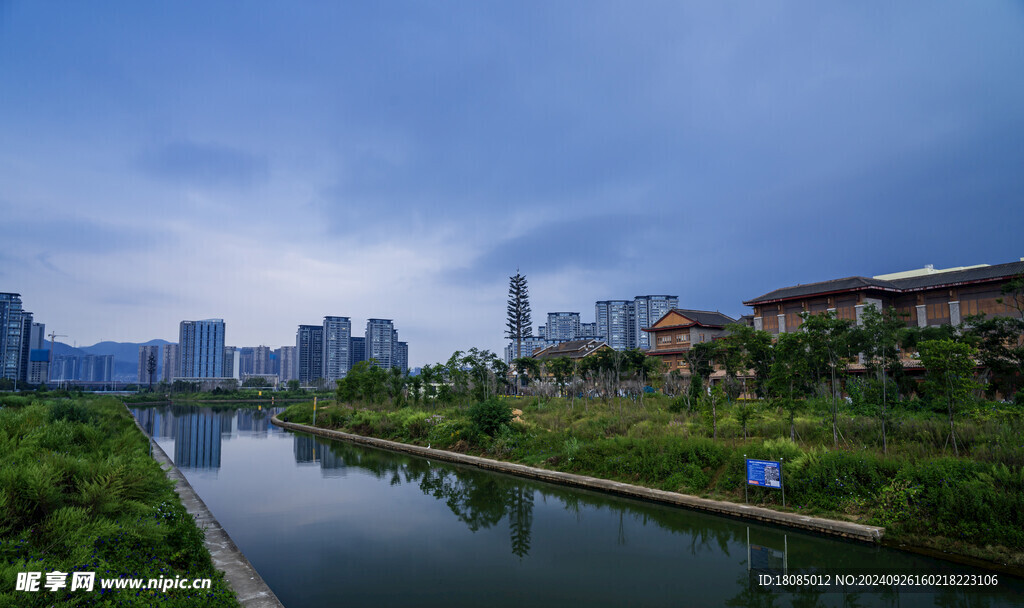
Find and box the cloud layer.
[2,2,1023,364]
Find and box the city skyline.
[2,3,1022,366]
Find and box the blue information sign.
[746,459,783,489]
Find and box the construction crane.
[48,331,67,386]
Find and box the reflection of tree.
[305,438,762,564]
[313,441,537,557]
[418,468,508,531]
[508,487,533,559]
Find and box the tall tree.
[800,311,855,448]
[768,331,812,441]
[146,351,157,390]
[856,305,906,454]
[919,339,983,456]
[506,270,533,368]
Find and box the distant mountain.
[44,339,171,382]
[81,339,171,362]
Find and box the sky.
[2,1,1023,366]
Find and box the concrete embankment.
[271,416,884,544]
[129,411,285,608]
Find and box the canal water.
[131,405,1024,607]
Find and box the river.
[130,405,1024,607]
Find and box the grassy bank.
[0,395,238,607]
[279,394,1024,570]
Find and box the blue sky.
[2,1,1023,365]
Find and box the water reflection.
[131,405,284,471]
[175,411,223,469]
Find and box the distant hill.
[44,339,171,382]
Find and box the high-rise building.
[296,325,324,385]
[595,300,635,351]
[238,347,255,376]
[27,322,48,384]
[18,312,33,383]
[0,293,26,382]
[253,346,273,375]
[322,317,351,383]
[394,341,408,373]
[277,346,297,382]
[350,337,366,368]
[222,346,239,379]
[545,312,582,342]
[138,345,160,386]
[80,354,114,382]
[52,355,78,384]
[179,319,225,378]
[504,336,551,363]
[579,322,601,340]
[29,323,45,350]
[365,319,395,369]
[162,344,179,382]
[633,295,679,350]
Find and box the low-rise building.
[743,260,1024,333]
[642,309,736,374]
[532,339,612,362]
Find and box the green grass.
[0,395,239,607]
[280,393,1024,568]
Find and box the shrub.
[49,400,93,424]
[469,398,512,437]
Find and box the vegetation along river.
[131,405,1024,607]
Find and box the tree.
[505,270,533,389]
[419,364,439,404]
[768,332,812,442]
[707,384,725,440]
[686,342,715,406]
[287,379,300,392]
[997,272,1024,319]
[918,339,983,456]
[734,397,756,440]
[727,324,774,399]
[545,357,572,397]
[800,311,855,448]
[242,376,270,388]
[387,366,407,406]
[513,357,540,392]
[409,375,423,405]
[962,314,1024,400]
[856,305,907,454]
[711,334,745,401]
[146,351,157,390]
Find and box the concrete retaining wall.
[130,410,285,607]
[272,416,884,544]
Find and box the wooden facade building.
[744,260,1024,335]
[642,309,736,374]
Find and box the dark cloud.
[136,141,268,188]
[445,213,651,285]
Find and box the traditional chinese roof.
[744,260,1024,306]
[532,339,610,359]
[643,309,736,332]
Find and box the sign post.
[746,458,785,507]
